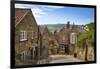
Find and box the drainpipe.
[38,26,42,64]
[40,30,42,63]
[38,26,40,64]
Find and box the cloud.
[15,4,47,18]
[45,5,65,9]
[15,4,65,18]
[15,4,31,8]
[31,8,46,18]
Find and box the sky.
[15,4,95,25]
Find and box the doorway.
[65,44,69,54]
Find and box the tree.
[77,23,94,61]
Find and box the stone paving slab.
[49,54,84,63]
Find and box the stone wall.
[15,11,39,65]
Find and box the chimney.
[66,21,70,29]
[72,22,75,29]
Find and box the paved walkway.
[49,54,84,63]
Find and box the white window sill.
[20,39,27,41]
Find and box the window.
[20,51,26,61]
[30,47,35,59]
[32,31,34,39]
[20,31,27,41]
[70,33,77,44]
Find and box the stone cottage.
[39,26,51,63]
[58,22,79,55]
[15,8,40,65]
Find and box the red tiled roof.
[15,8,31,27]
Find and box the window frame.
[20,31,27,41]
